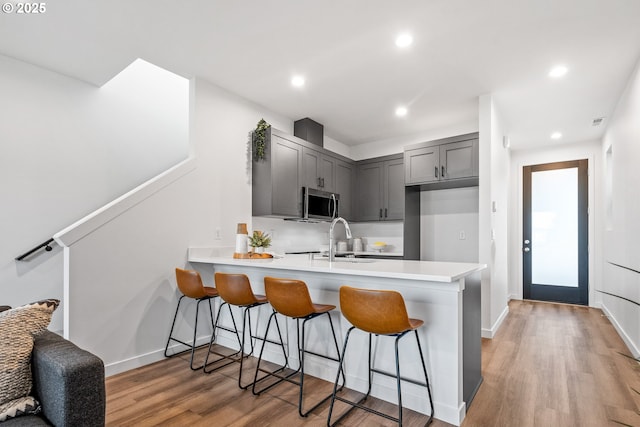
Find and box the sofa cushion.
[0,299,59,422]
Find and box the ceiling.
[1,0,639,149]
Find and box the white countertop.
[188,247,485,283]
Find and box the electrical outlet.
[459,230,466,240]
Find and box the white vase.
[254,247,264,254]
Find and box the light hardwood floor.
[106,300,640,426]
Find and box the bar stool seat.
[252,277,345,417]
[164,268,218,370]
[204,272,286,390]
[328,285,434,426]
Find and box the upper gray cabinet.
[302,146,337,192]
[253,128,355,219]
[404,133,479,189]
[252,129,304,217]
[355,154,404,221]
[334,159,355,220]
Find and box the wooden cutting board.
[233,252,273,259]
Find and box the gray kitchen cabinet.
[355,154,404,221]
[253,128,356,219]
[302,146,337,192]
[404,133,479,188]
[335,159,355,220]
[252,129,303,217]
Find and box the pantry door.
[522,160,588,305]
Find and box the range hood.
[294,118,324,147]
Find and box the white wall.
[0,55,189,331]
[600,57,640,356]
[478,95,511,338]
[420,187,479,263]
[349,120,478,161]
[59,77,295,375]
[508,141,603,308]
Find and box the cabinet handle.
[317,177,321,187]
[384,208,388,218]
[379,208,383,219]
[441,166,445,178]
[435,166,438,178]
[321,177,325,188]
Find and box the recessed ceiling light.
[548,65,568,78]
[550,131,563,140]
[395,33,413,48]
[395,106,408,117]
[291,75,305,87]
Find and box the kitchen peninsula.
[188,247,485,426]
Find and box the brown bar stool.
[252,277,345,417]
[204,272,286,390]
[164,268,219,370]
[328,286,434,426]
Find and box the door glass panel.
[531,168,578,287]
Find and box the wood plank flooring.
[106,300,640,426]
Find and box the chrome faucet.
[329,217,352,262]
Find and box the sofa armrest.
[31,331,105,427]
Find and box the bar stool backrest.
[175,268,208,299]
[215,272,258,306]
[264,277,315,318]
[339,286,413,335]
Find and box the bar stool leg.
[395,335,403,426]
[296,312,345,417]
[251,310,293,392]
[204,302,243,373]
[415,330,434,423]
[164,296,217,371]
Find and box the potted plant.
[249,230,271,253]
[252,118,271,161]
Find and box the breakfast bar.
[188,247,485,426]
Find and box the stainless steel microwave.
[302,187,339,221]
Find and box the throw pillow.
[0,396,41,422]
[0,299,59,421]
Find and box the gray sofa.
[2,330,106,427]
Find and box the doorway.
[522,160,588,305]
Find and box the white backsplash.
[251,217,404,254]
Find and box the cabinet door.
[335,159,355,220]
[384,157,405,220]
[356,162,383,221]
[302,146,322,189]
[320,155,336,192]
[272,135,303,216]
[405,146,440,185]
[440,139,478,180]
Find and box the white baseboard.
[105,335,212,377]
[600,302,640,359]
[482,305,509,339]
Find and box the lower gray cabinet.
[355,154,404,221]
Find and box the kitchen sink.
[314,258,376,264]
